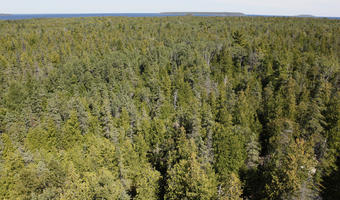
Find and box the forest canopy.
[0,16,339,199]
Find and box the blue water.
[0,13,339,20]
[0,13,182,20]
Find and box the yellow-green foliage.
[0,16,339,199]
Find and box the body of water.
[0,13,339,20]
[0,13,182,20]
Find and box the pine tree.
[0,134,25,199]
[166,149,217,200]
[265,119,318,199]
[59,163,91,200]
[59,111,82,149]
[223,173,243,200]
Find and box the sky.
[0,0,339,17]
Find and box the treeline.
[0,16,339,199]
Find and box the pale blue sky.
[0,0,339,17]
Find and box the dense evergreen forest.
[0,16,339,200]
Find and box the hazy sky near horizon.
[0,0,339,17]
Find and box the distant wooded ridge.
[160,12,245,16]
[296,14,315,17]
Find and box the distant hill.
[296,14,315,18]
[0,14,11,16]
[160,12,245,16]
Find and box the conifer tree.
[166,131,217,200]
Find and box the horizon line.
[1,12,339,18]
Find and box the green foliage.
[265,137,317,199]
[166,150,217,200]
[0,16,339,199]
